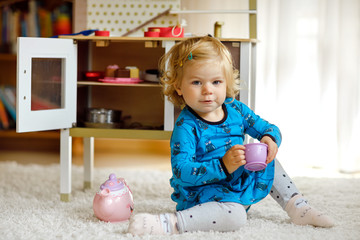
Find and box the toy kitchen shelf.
[16,36,257,201]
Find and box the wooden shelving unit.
[0,129,60,151]
[0,53,16,61]
[0,0,72,151]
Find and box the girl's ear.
[175,85,182,96]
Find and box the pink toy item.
[244,143,268,171]
[146,26,184,38]
[93,173,134,222]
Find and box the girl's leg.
[128,202,247,235]
[270,158,334,227]
[176,202,247,233]
[270,158,300,209]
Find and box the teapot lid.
[100,173,125,191]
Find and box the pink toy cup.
[244,143,268,171]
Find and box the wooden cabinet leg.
[163,40,175,131]
[60,129,72,202]
[83,137,94,189]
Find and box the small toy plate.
[244,162,267,172]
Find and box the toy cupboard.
[17,36,257,201]
[15,1,258,201]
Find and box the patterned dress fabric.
[170,98,282,211]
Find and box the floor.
[0,138,172,171]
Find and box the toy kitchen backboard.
[87,0,181,36]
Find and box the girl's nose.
[202,83,213,95]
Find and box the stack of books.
[0,85,15,130]
[0,0,72,54]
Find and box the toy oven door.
[16,37,77,133]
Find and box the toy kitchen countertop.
[59,35,258,43]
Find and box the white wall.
[180,0,249,38]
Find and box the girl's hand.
[260,136,278,163]
[222,145,246,174]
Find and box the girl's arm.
[239,101,282,163]
[240,102,282,147]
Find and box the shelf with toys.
[61,35,252,133]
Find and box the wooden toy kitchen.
[16,35,256,201]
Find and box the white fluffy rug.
[1,161,359,240]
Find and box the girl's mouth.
[201,100,213,104]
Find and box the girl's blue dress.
[170,98,282,211]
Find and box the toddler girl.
[128,36,334,235]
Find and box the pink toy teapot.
[93,173,134,222]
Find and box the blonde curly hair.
[159,36,240,107]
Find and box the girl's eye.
[191,81,201,85]
[213,80,222,85]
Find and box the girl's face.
[176,59,227,122]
